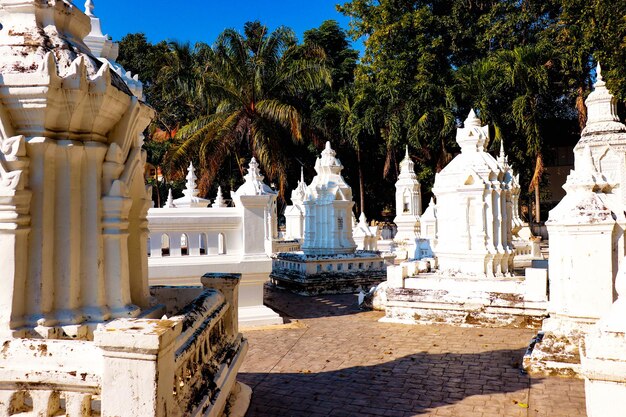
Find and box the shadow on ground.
[240,348,536,417]
[264,285,363,320]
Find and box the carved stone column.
[81,142,109,322]
[102,180,140,319]
[53,140,84,326]
[24,138,55,327]
[0,136,31,338]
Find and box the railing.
[513,238,542,259]
[0,339,102,417]
[171,290,231,415]
[0,275,246,417]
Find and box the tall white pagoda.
[527,64,626,377]
[393,146,422,243]
[431,110,514,277]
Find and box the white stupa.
[301,142,357,255]
[271,142,386,295]
[431,110,514,277]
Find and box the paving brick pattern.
[240,288,586,417]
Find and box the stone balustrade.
[148,210,241,258]
[147,189,284,327]
[512,238,542,260]
[0,277,247,417]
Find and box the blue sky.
[88,0,363,53]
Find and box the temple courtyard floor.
[239,287,586,417]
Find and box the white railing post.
[95,318,181,417]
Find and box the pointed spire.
[595,62,605,87]
[497,139,508,168]
[245,157,263,183]
[582,61,626,135]
[165,189,175,208]
[233,157,276,200]
[300,166,305,184]
[183,162,199,198]
[317,141,342,174]
[172,162,210,207]
[85,0,95,17]
[212,186,227,208]
[464,109,481,127]
[457,109,488,152]
[397,143,418,182]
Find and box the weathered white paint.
[545,64,626,333]
[0,2,250,416]
[285,167,307,240]
[353,212,378,251]
[581,254,626,417]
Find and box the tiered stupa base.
[270,251,387,296]
[522,316,599,377]
[382,268,548,328]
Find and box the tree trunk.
[534,185,540,223]
[357,148,365,215]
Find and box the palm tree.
[316,86,375,214]
[454,45,555,223]
[168,21,331,196]
[496,45,554,223]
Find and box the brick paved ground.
[239,287,586,417]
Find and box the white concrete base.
[239,305,283,328]
[383,272,548,328]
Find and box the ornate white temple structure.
[0,1,250,415]
[148,159,284,327]
[271,142,386,295]
[526,64,626,378]
[392,146,424,259]
[381,111,547,327]
[394,147,422,239]
[431,110,515,277]
[301,142,358,255]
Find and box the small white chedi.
[0,1,250,415]
[148,159,284,327]
[381,111,547,327]
[173,162,211,208]
[301,141,358,255]
[353,212,378,251]
[429,109,515,277]
[271,142,386,295]
[527,64,626,376]
[284,167,307,240]
[392,146,426,259]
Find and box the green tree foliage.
[116,2,626,218]
[337,0,626,218]
[168,21,331,196]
